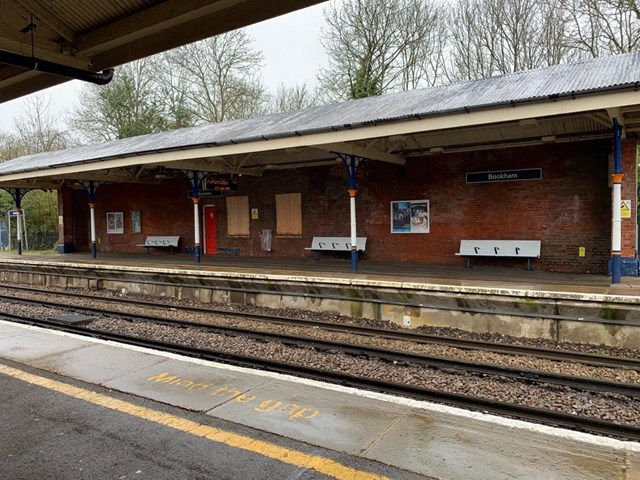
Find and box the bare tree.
[563,0,640,57]
[70,59,167,142]
[398,0,448,89]
[446,0,571,81]
[0,131,26,162]
[153,54,197,130]
[14,94,68,154]
[318,0,444,100]
[269,83,322,113]
[164,30,267,123]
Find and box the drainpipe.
[611,118,624,284]
[0,50,115,85]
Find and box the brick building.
[1,53,639,277]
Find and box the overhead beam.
[176,159,263,177]
[0,69,67,103]
[316,142,406,165]
[73,0,244,56]
[0,0,328,102]
[14,0,77,43]
[88,0,327,70]
[0,180,60,190]
[587,112,614,129]
[56,172,164,184]
[0,33,89,69]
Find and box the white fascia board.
[0,89,638,184]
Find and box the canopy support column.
[611,118,624,284]
[335,153,364,272]
[78,181,100,259]
[187,171,204,264]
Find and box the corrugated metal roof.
[1,52,639,176]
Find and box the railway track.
[1,308,639,441]
[0,285,638,371]
[18,296,640,397]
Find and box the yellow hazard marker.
[0,363,390,480]
[620,200,631,219]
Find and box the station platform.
[0,250,636,296]
[2,251,640,350]
[1,319,639,480]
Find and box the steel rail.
[0,287,638,371]
[0,293,638,398]
[2,310,639,442]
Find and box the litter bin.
[259,229,272,252]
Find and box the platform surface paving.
[0,320,638,480]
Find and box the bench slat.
[456,239,541,270]
[307,236,367,251]
[457,240,540,257]
[137,236,180,254]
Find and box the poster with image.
[131,210,141,233]
[107,212,124,234]
[390,200,429,233]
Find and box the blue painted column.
[337,154,363,272]
[88,181,97,259]
[188,171,203,264]
[611,118,624,284]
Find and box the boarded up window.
[226,196,249,236]
[276,193,302,236]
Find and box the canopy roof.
[0,0,325,102]
[1,52,639,189]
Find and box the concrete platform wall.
[3,264,640,349]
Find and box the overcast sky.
[0,2,330,133]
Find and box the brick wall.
[60,138,637,273]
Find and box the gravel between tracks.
[1,285,640,428]
[0,286,638,385]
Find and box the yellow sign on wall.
[621,200,631,218]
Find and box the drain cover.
[48,314,95,326]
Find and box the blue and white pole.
[611,118,624,284]
[189,170,202,264]
[337,154,363,272]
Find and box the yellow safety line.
[0,363,390,480]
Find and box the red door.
[203,205,217,255]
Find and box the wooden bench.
[456,240,541,270]
[305,236,367,260]
[137,235,180,255]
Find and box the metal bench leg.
[526,258,532,271]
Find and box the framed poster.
[131,210,141,233]
[107,212,124,234]
[391,200,429,233]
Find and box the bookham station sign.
[466,168,542,184]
